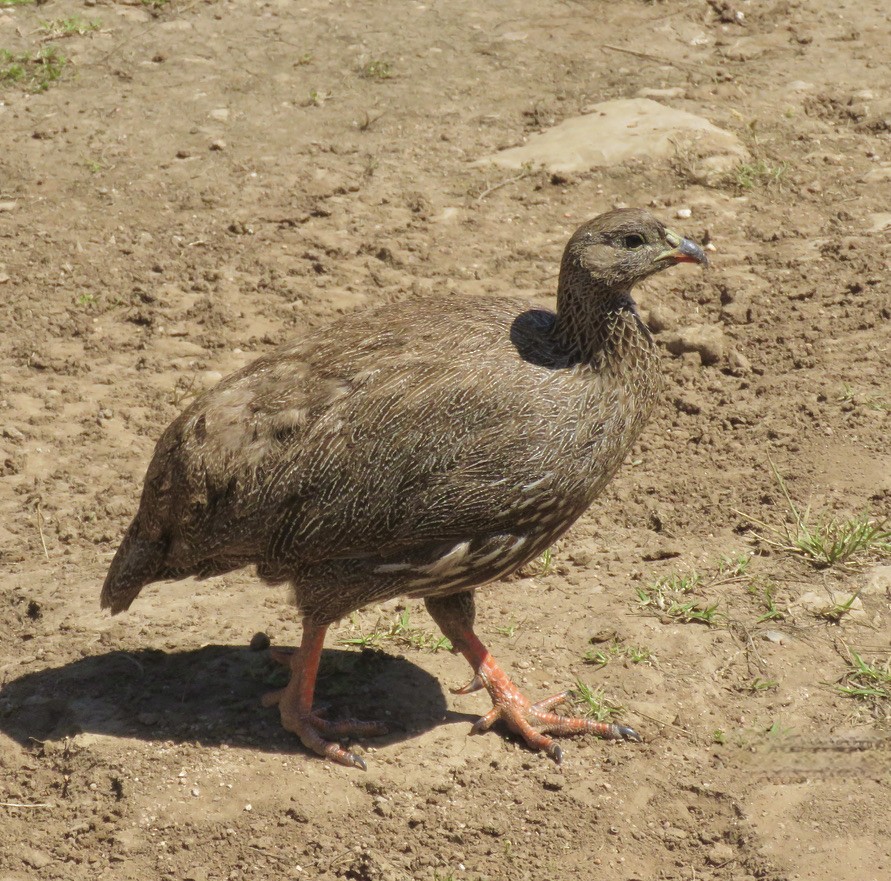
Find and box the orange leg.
[426,593,640,763]
[262,621,387,770]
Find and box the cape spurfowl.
[102,208,708,768]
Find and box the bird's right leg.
[261,620,386,770]
[425,592,639,763]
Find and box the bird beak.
[658,229,709,267]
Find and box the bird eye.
[623,234,646,249]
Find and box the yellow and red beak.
[658,229,709,266]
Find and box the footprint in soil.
[0,646,460,754]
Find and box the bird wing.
[127,297,607,579]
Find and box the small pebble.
[762,630,787,644]
[675,207,692,219]
[249,631,271,651]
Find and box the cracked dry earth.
[0,1,889,880]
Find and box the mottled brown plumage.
[103,208,707,768]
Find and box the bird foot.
[266,694,387,770]
[262,643,387,769]
[467,656,640,763]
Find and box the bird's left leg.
[425,591,639,763]
[261,620,387,769]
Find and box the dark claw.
[348,753,367,771]
[550,744,564,765]
[451,673,486,695]
[617,725,641,742]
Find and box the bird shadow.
[0,645,470,754]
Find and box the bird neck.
[553,262,652,366]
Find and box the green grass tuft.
[836,650,891,708]
[39,16,101,39]
[571,681,624,722]
[741,461,891,568]
[732,159,786,189]
[340,609,452,653]
[0,46,66,92]
[360,59,393,80]
[585,641,652,667]
[636,571,724,626]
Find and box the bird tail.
[100,518,168,614]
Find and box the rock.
[477,98,747,174]
[868,212,891,232]
[707,842,735,865]
[637,87,686,100]
[864,165,891,182]
[663,325,725,366]
[641,542,682,561]
[647,303,678,333]
[249,631,271,651]
[198,370,224,390]
[674,392,704,415]
[727,350,752,374]
[792,590,865,620]
[568,548,593,567]
[721,300,752,325]
[19,848,53,870]
[112,830,138,852]
[863,565,891,598]
[761,630,789,644]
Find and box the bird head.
[563,208,708,293]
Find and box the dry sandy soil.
[1,1,890,879]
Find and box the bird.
[102,207,707,769]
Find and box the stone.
[863,565,891,598]
[761,630,788,644]
[249,631,271,651]
[636,87,686,100]
[707,842,735,865]
[721,300,752,325]
[793,591,865,620]
[647,303,678,333]
[674,392,704,415]
[477,98,747,174]
[864,165,891,182]
[727,350,752,374]
[663,325,726,366]
[19,848,53,870]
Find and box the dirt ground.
[1,1,890,879]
